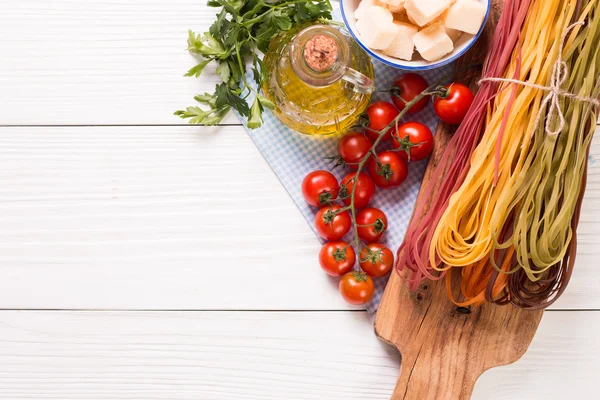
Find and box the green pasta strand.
[492,0,600,307]
[429,0,600,309]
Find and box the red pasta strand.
[395,0,534,289]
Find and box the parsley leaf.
[184,59,212,78]
[194,93,217,108]
[247,97,264,129]
[257,94,275,110]
[174,107,208,124]
[209,9,229,37]
[215,82,250,117]
[176,0,333,128]
[216,62,231,83]
[187,30,228,58]
[267,9,293,31]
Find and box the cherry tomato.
[356,207,388,243]
[433,83,474,125]
[359,243,394,277]
[301,170,339,207]
[339,172,376,209]
[337,132,373,169]
[368,151,408,189]
[362,101,399,141]
[391,73,430,114]
[339,271,375,305]
[319,242,356,277]
[392,121,434,162]
[315,204,352,241]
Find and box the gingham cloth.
[236,15,453,312]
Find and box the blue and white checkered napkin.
[236,21,453,312]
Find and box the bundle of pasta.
[396,0,533,288]
[430,0,600,309]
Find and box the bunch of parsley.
[174,0,333,128]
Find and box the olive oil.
[262,24,375,136]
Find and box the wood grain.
[0,125,597,311]
[0,0,236,125]
[0,125,599,311]
[0,126,341,310]
[0,0,596,128]
[0,1,598,399]
[0,311,399,399]
[0,310,596,400]
[376,272,542,400]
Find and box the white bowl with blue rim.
[339,0,491,71]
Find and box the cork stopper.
[289,25,351,87]
[303,34,339,72]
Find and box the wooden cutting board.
[374,1,544,399]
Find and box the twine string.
[479,22,600,136]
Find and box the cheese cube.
[383,21,419,60]
[354,0,384,20]
[379,0,404,7]
[438,11,462,41]
[413,23,454,61]
[404,0,452,27]
[380,0,405,13]
[445,26,463,42]
[406,11,418,26]
[394,11,413,24]
[356,7,396,50]
[445,0,486,34]
[386,3,406,14]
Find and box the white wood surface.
[0,0,234,125]
[0,126,337,310]
[0,0,598,399]
[0,126,599,311]
[0,310,595,400]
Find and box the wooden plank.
[0,311,398,399]
[0,0,598,128]
[0,0,237,125]
[473,311,600,399]
[0,126,334,310]
[0,125,599,310]
[0,310,594,399]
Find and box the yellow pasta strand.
[429,0,600,308]
[430,0,578,273]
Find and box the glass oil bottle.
[261,23,375,135]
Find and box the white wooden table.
[0,1,598,399]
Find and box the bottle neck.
[289,24,351,87]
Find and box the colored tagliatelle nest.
[396,0,600,310]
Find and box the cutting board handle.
[389,344,481,400]
[391,372,477,400]
[375,272,543,400]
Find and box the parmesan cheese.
[380,0,405,14]
[383,21,419,60]
[444,0,486,35]
[404,0,452,27]
[412,23,454,61]
[354,0,384,20]
[355,6,396,50]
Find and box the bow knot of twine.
[479,22,600,136]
